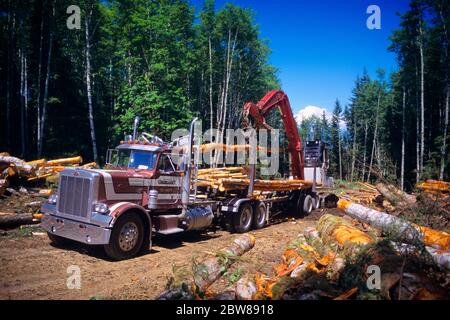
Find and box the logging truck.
[41,90,331,260]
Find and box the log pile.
[160,207,449,300]
[254,212,448,300]
[417,180,450,196]
[330,182,382,206]
[197,167,312,194]
[0,153,97,196]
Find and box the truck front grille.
[58,175,91,219]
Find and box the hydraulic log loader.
[41,90,331,260]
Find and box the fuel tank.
[182,206,214,231]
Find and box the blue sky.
[189,0,411,114]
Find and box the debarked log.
[45,156,83,166]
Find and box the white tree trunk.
[401,88,406,190]
[416,99,421,183]
[209,37,213,138]
[419,27,425,176]
[351,123,357,182]
[439,4,449,181]
[36,13,44,156]
[362,121,368,180]
[440,86,449,180]
[38,17,53,158]
[85,12,98,163]
[367,92,381,182]
[215,29,238,167]
[24,54,28,157]
[20,49,25,157]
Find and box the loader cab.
[304,140,329,169]
[303,140,332,187]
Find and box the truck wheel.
[253,202,266,230]
[313,195,320,209]
[233,203,254,233]
[104,212,144,261]
[302,195,314,215]
[47,232,71,247]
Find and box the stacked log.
[197,167,312,193]
[173,143,274,155]
[417,180,450,195]
[159,234,255,300]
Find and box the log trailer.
[41,90,330,260]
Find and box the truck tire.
[47,232,72,247]
[233,203,254,233]
[302,195,313,216]
[252,202,266,230]
[104,212,144,261]
[313,195,320,210]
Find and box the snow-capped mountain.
[294,106,332,125]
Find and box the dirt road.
[0,209,335,300]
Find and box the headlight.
[47,194,58,205]
[93,203,109,215]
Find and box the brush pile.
[161,206,449,300]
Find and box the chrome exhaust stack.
[179,117,199,219]
[132,116,140,141]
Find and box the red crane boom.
[243,90,305,180]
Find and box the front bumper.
[41,214,112,245]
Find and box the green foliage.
[0,0,279,162]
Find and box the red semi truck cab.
[41,118,215,260]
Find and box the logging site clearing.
[0,152,449,300]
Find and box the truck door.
[154,153,182,206]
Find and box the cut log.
[304,227,345,280]
[158,234,255,300]
[0,178,9,196]
[391,242,450,270]
[0,156,36,176]
[0,213,37,227]
[235,276,257,300]
[253,233,335,300]
[417,180,450,194]
[46,156,82,166]
[376,183,416,207]
[316,214,374,252]
[38,189,53,197]
[338,199,450,251]
[81,162,97,169]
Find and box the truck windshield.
[111,150,158,170]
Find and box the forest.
[0,0,449,190]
